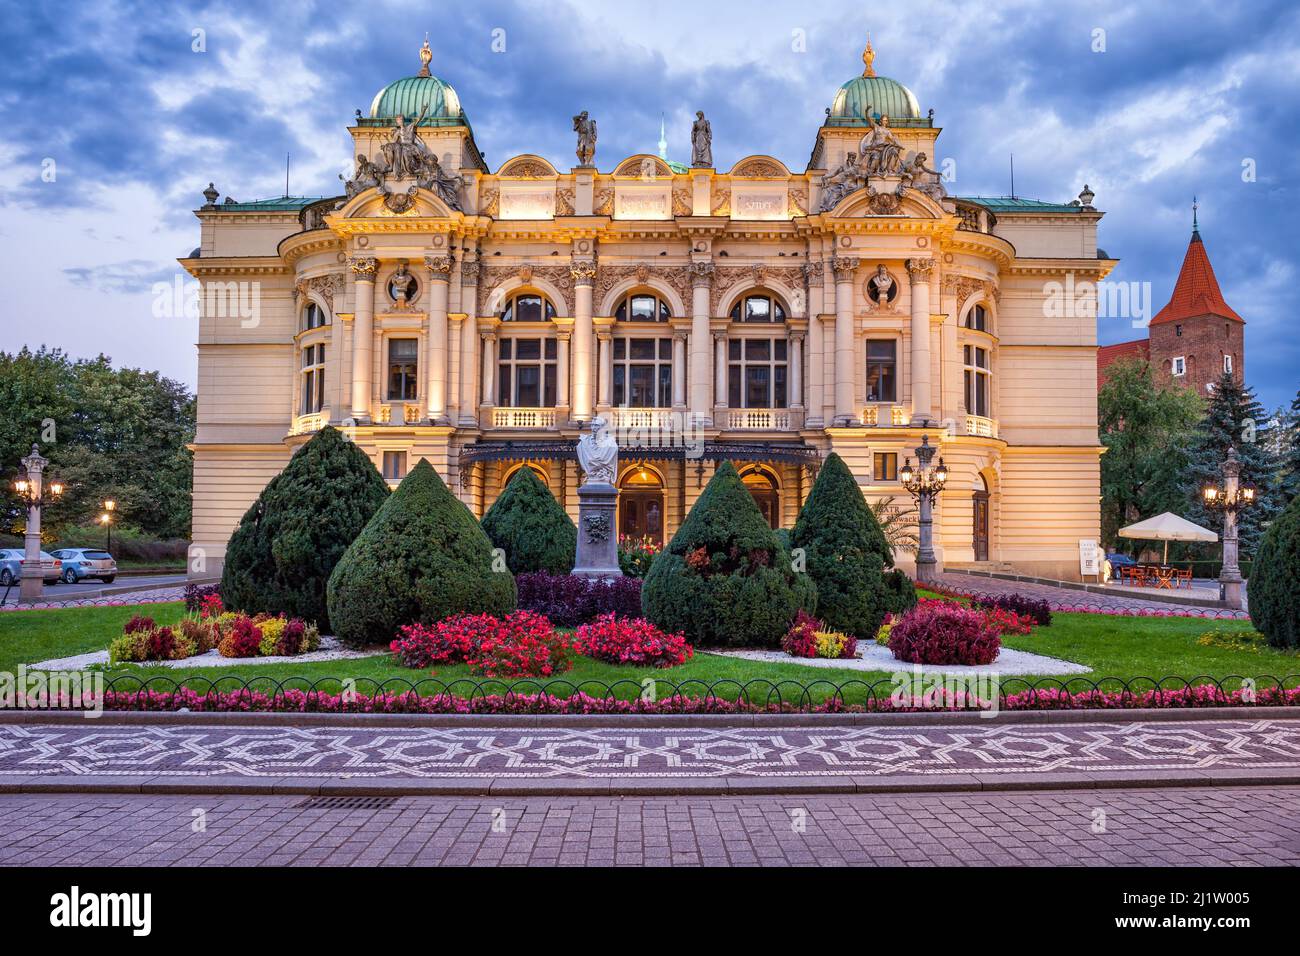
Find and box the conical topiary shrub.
[1249,493,1300,649]
[791,453,891,641]
[219,426,390,631]
[641,461,813,647]
[326,459,516,647]
[481,467,576,574]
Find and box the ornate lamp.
[11,444,65,601]
[900,435,947,583]
[1199,446,1255,609]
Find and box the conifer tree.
[481,466,576,574]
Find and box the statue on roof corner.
[691,111,712,167]
[858,111,902,177]
[382,102,433,179]
[573,111,597,167]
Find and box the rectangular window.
[387,339,418,400]
[1223,354,1233,374]
[497,337,558,407]
[301,344,326,414]
[613,336,673,408]
[964,345,990,417]
[866,340,897,402]
[1175,324,1183,337]
[382,451,407,481]
[873,452,898,482]
[1172,356,1186,376]
[728,337,789,408]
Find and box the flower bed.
[971,593,1052,627]
[515,572,642,627]
[780,610,858,660]
[889,601,1001,666]
[573,614,692,668]
[391,611,573,678]
[617,536,660,578]
[109,609,319,664]
[55,682,1300,715]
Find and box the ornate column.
[556,327,572,418]
[348,255,377,420]
[571,259,597,421]
[480,330,496,407]
[906,257,936,425]
[424,253,452,422]
[713,331,728,412]
[596,327,613,410]
[672,331,688,408]
[804,263,825,427]
[789,330,804,410]
[459,250,480,425]
[831,255,859,425]
[689,262,714,424]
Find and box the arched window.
[616,293,671,323]
[619,466,665,545]
[302,302,328,331]
[739,465,780,529]
[963,344,991,417]
[504,463,550,490]
[729,292,786,323]
[500,292,556,323]
[964,304,987,332]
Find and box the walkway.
[933,572,1249,618]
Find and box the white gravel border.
[716,641,1092,676]
[31,636,378,671]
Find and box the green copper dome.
[829,75,921,126]
[367,41,466,126]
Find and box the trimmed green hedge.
[481,467,576,574]
[642,461,813,647]
[1249,493,1300,649]
[326,459,516,647]
[219,426,389,631]
[791,453,891,640]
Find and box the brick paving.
[0,786,1295,866]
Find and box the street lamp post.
[900,434,948,584]
[101,500,116,552]
[1201,446,1255,610]
[12,444,64,602]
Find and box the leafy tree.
[870,495,918,558]
[0,347,195,540]
[1249,493,1300,649]
[1181,371,1280,559]
[480,467,576,574]
[642,461,813,647]
[791,453,890,640]
[220,427,390,630]
[1275,388,1300,506]
[1098,356,1204,548]
[327,459,516,647]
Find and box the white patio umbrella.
[1117,512,1217,565]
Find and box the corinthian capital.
[830,256,859,280]
[690,261,715,288]
[570,258,598,286]
[905,257,936,283]
[348,255,378,280]
[424,254,454,277]
[803,262,825,287]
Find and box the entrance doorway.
[619,466,665,546]
[739,465,781,529]
[973,476,990,562]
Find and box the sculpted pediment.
[829,185,947,219]
[334,186,460,221]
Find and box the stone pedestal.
[573,482,623,579]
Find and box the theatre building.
[184,39,1111,581]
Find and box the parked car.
[0,549,63,586]
[51,548,118,584]
[1106,552,1136,568]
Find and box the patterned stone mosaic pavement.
[1,719,1297,780]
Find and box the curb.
[1,706,1297,729]
[2,768,1298,798]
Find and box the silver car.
[0,549,63,586]
[51,548,118,584]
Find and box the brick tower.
[1147,205,1244,395]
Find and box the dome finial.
[417,34,432,77]
[862,34,876,77]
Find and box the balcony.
[491,407,557,429]
[290,412,327,435]
[610,408,678,430]
[860,405,909,426]
[965,414,998,438]
[377,403,423,425]
[725,409,792,430]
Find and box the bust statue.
[576,416,618,485]
[868,264,895,304]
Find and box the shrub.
[327,460,516,647]
[218,616,265,658]
[1250,494,1300,649]
[183,583,221,613]
[516,572,642,627]
[1197,627,1280,654]
[889,602,1002,666]
[481,466,576,574]
[813,629,857,660]
[123,614,156,635]
[221,426,390,632]
[882,569,919,616]
[109,622,196,664]
[617,536,660,578]
[464,611,572,678]
[642,461,812,647]
[876,616,894,646]
[573,614,693,668]
[781,609,821,658]
[980,606,1036,636]
[971,594,1052,627]
[178,617,219,654]
[790,453,889,641]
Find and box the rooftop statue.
[691,111,713,167]
[573,111,597,167]
[858,111,902,177]
[382,103,434,179]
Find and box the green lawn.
[0,599,1294,707]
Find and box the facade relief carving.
[672,186,692,216]
[348,255,378,280]
[733,159,784,178]
[478,186,500,217]
[555,187,576,216]
[293,273,346,309]
[710,264,806,314]
[592,187,614,217]
[710,186,730,216]
[478,264,574,316]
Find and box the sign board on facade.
[614,182,672,220]
[499,182,557,220]
[731,185,788,220]
[1079,539,1101,579]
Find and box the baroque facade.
[185,39,1111,581]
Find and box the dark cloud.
[63,260,177,294]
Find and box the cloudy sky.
[1,0,1296,409]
